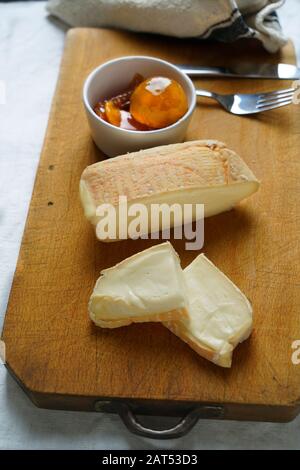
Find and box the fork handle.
[196,89,217,99]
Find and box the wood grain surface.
[2,29,300,421]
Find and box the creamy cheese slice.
[89,242,189,328]
[165,254,253,367]
[80,140,260,241]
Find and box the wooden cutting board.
[2,29,300,424]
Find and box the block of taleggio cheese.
[164,254,253,368]
[80,140,260,241]
[89,242,189,328]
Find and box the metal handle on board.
[115,403,224,439]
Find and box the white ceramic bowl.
[83,56,196,157]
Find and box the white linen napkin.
[47,0,287,53]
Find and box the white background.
[0,0,300,450]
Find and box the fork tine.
[256,99,293,112]
[257,90,295,105]
[258,88,296,99]
[256,95,295,108]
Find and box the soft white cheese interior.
[175,254,253,366]
[89,242,188,323]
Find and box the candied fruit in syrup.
[93,74,188,131]
[104,101,121,127]
[130,77,188,129]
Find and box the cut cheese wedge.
[89,242,189,328]
[164,254,253,367]
[80,140,259,241]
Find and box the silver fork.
[195,87,295,115]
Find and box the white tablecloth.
[0,1,299,450]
